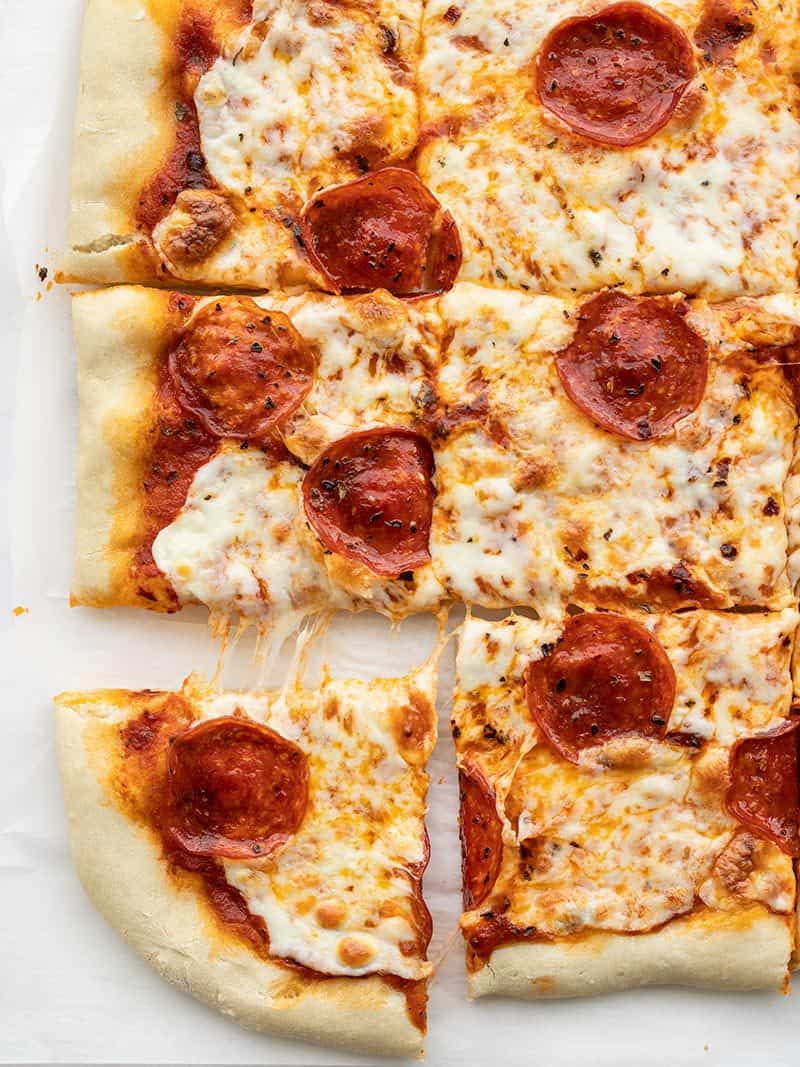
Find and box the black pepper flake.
[251,341,263,353]
[636,418,652,439]
[763,496,780,516]
[720,542,738,559]
[398,571,414,581]
[589,249,603,266]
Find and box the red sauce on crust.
[168,297,315,440]
[302,428,435,579]
[525,612,677,763]
[165,717,310,860]
[300,168,461,296]
[133,360,219,598]
[727,719,800,856]
[137,12,221,231]
[555,291,708,441]
[537,2,696,147]
[459,765,503,909]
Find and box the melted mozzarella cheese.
[264,289,439,465]
[195,674,434,979]
[419,0,800,297]
[197,0,418,198]
[152,448,344,630]
[435,285,796,612]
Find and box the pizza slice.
[71,284,445,634]
[432,284,800,615]
[55,663,437,1056]
[417,0,800,297]
[62,0,460,294]
[453,607,799,997]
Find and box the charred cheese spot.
[156,189,236,266]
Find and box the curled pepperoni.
[166,717,309,859]
[459,765,503,909]
[556,291,708,441]
[727,720,800,856]
[302,428,435,578]
[525,612,676,763]
[169,297,315,440]
[537,3,696,147]
[300,168,461,297]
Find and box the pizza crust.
[60,0,168,284]
[468,909,794,999]
[71,286,178,609]
[55,692,424,1058]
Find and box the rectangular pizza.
[63,0,800,298]
[71,282,800,636]
[55,661,438,1056]
[62,0,457,294]
[453,607,799,997]
[417,0,800,297]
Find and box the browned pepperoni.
[302,428,435,578]
[459,764,503,909]
[300,168,461,296]
[537,3,696,147]
[525,612,676,763]
[727,720,800,856]
[169,297,315,440]
[555,291,708,440]
[165,718,309,859]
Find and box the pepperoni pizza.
[63,0,800,298]
[55,665,437,1056]
[71,282,800,637]
[454,608,799,996]
[418,0,800,297]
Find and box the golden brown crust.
[468,907,795,998]
[71,286,190,610]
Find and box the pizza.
[62,0,800,298]
[55,663,438,1056]
[70,284,446,637]
[61,0,459,293]
[71,282,800,638]
[431,284,800,615]
[56,0,800,1052]
[417,0,800,297]
[453,607,799,997]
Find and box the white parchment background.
[2,1,799,1063]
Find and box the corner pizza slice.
[71,285,446,636]
[432,284,800,615]
[417,0,800,297]
[62,0,461,294]
[56,663,437,1056]
[454,607,799,998]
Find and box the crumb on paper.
[37,265,48,282]
[13,605,29,617]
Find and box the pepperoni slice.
[300,168,462,297]
[555,291,708,441]
[459,765,503,909]
[727,720,800,856]
[168,297,315,440]
[537,3,695,147]
[525,612,676,763]
[302,428,435,579]
[166,717,309,859]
